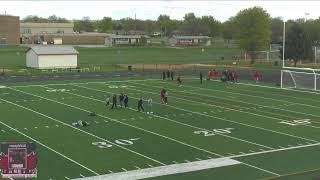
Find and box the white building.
[26,46,78,69]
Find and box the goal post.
[281,67,320,91]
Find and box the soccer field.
[1,78,320,180]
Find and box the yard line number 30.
[92,138,140,148]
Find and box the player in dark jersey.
[138,97,144,112]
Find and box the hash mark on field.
[34,127,38,129]
[23,128,28,130]
[122,168,127,171]
[135,166,141,169]
[228,153,235,156]
[108,170,113,173]
[80,174,85,177]
[278,146,285,148]
[55,125,59,127]
[259,149,265,151]
[104,120,108,123]
[94,121,99,124]
[65,177,70,180]
[1,129,5,132]
[172,161,178,164]
[207,156,212,159]
[249,150,256,153]
[239,152,245,154]
[184,160,190,163]
[196,158,202,161]
[148,164,154,167]
[45,126,49,128]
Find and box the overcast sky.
[0,1,320,22]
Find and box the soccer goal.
[281,67,320,91]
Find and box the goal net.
[281,68,320,91]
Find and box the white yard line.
[139,82,320,129]
[11,79,159,88]
[155,81,320,120]
[8,86,280,177]
[71,84,274,150]
[0,93,166,166]
[40,86,224,157]
[228,142,320,159]
[0,118,99,176]
[72,158,243,180]
[161,80,320,110]
[115,84,318,143]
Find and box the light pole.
[282,20,286,68]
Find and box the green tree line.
[22,7,320,64]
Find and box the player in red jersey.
[27,152,37,170]
[254,71,261,83]
[232,70,238,83]
[1,153,8,172]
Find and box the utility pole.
[282,20,286,68]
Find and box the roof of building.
[21,23,74,28]
[110,35,151,39]
[26,46,79,55]
[173,36,211,39]
[22,33,111,37]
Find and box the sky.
[0,1,320,22]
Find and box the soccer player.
[221,70,227,82]
[167,70,170,79]
[105,96,110,106]
[147,98,153,114]
[171,71,174,80]
[200,72,203,84]
[119,93,124,108]
[254,71,261,83]
[232,70,238,83]
[138,97,144,112]
[162,71,166,80]
[124,94,129,108]
[209,69,214,80]
[111,94,117,109]
[177,74,182,86]
[160,89,165,103]
[164,91,168,104]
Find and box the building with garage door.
[26,46,78,69]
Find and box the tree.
[98,17,113,32]
[280,23,313,66]
[200,16,222,37]
[271,17,284,43]
[222,17,236,42]
[181,13,201,35]
[73,17,95,32]
[22,15,48,23]
[233,6,272,64]
[157,15,172,36]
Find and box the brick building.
[0,15,20,44]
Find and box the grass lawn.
[0,45,279,69]
[1,77,320,179]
